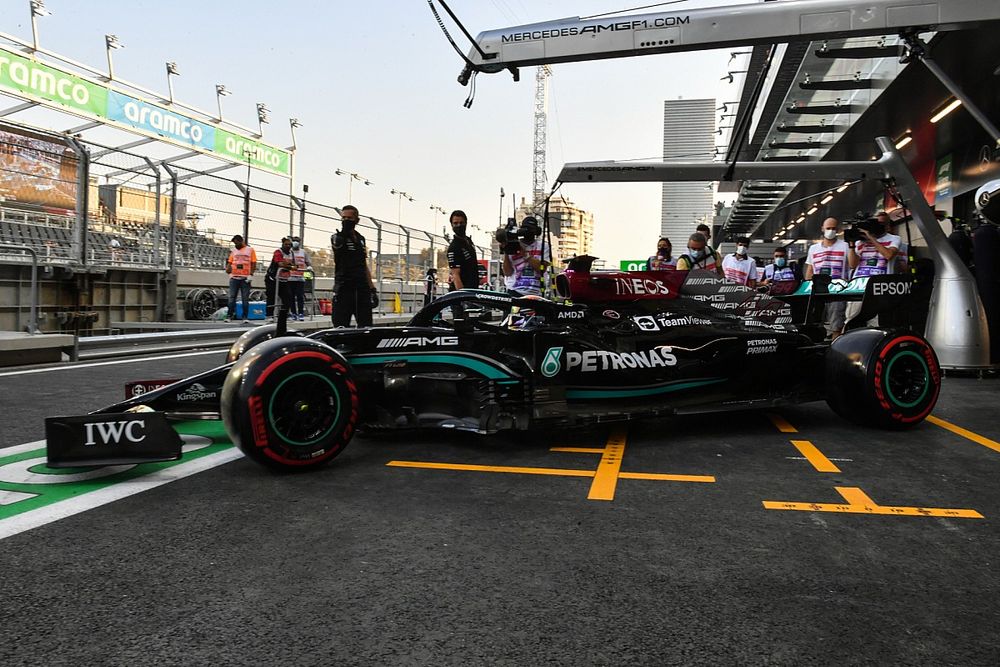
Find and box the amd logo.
[84,420,147,446]
[556,310,587,320]
[872,281,912,296]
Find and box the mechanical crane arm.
[454,0,1000,84]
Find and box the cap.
[231,234,243,243]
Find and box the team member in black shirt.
[331,205,377,327]
[446,210,479,291]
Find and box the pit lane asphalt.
[1,350,998,666]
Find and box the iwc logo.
[541,346,563,378]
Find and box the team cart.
[44,258,940,471]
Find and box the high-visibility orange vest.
[228,245,256,278]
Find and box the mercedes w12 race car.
[44,259,940,471]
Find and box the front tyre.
[222,338,359,470]
[825,329,940,428]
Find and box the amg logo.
[718,286,749,293]
[376,336,460,348]
[176,382,217,402]
[872,281,912,296]
[685,277,727,286]
[501,16,690,43]
[84,420,146,446]
[691,294,725,302]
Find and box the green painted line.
[0,421,232,523]
[350,354,513,380]
[566,378,727,400]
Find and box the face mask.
[292,241,300,250]
[689,248,705,260]
[736,245,747,256]
[658,247,670,257]
[775,257,787,268]
[823,229,837,240]
[343,219,357,232]
[452,224,467,237]
[282,244,291,252]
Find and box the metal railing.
[0,243,39,333]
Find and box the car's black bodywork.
[46,267,940,470]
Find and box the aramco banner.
[0,122,77,212]
[0,47,290,177]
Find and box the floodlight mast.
[457,0,1000,81]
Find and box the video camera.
[495,216,541,254]
[843,212,886,244]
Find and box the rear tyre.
[825,329,940,428]
[226,324,302,363]
[222,338,359,471]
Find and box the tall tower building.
[661,98,716,245]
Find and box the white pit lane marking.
[0,435,240,541]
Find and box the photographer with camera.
[647,237,676,271]
[447,210,479,291]
[805,218,850,340]
[331,205,377,328]
[848,212,900,278]
[499,216,551,296]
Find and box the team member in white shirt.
[720,237,758,287]
[846,213,901,327]
[805,218,851,340]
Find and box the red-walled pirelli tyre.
[825,328,941,429]
[222,337,359,471]
[225,324,303,363]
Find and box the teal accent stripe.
[350,354,513,380]
[566,378,727,400]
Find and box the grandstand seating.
[0,206,233,269]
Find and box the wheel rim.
[884,350,930,408]
[267,371,342,446]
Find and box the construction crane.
[532,65,552,210]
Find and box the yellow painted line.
[619,472,715,483]
[588,428,627,501]
[927,415,1000,455]
[766,412,798,433]
[790,440,841,473]
[550,447,606,454]
[762,486,983,519]
[386,461,715,484]
[386,461,594,477]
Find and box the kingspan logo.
[541,346,563,378]
[176,383,218,402]
[376,336,459,349]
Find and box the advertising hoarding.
[0,47,290,177]
[0,121,77,212]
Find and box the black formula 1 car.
[45,261,940,471]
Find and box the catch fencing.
[0,132,494,292]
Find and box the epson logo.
[872,281,912,296]
[84,420,147,446]
[376,336,459,349]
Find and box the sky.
[1,0,759,264]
